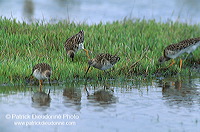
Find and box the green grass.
[0,18,200,84]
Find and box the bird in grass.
[31,63,52,92]
[158,37,200,69]
[85,53,120,76]
[64,30,90,61]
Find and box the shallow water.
[0,0,200,24]
[0,76,200,132]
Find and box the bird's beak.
[48,78,51,86]
[84,66,91,77]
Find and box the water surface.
[0,76,200,132]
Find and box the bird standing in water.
[31,63,52,92]
[85,53,120,76]
[158,37,200,69]
[64,30,90,61]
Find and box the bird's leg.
[39,80,43,92]
[167,59,175,68]
[83,49,90,59]
[48,78,51,86]
[179,59,183,69]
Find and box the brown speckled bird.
[158,37,200,69]
[64,30,89,61]
[85,53,120,75]
[31,63,52,91]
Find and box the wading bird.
[64,30,90,61]
[85,53,120,76]
[31,63,52,91]
[158,37,200,69]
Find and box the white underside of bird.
[33,70,48,80]
[101,64,114,70]
[78,43,84,50]
[166,41,200,59]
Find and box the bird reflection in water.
[63,86,81,111]
[162,80,182,91]
[63,87,81,104]
[85,85,116,104]
[160,78,200,107]
[32,90,51,108]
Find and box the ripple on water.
[0,77,200,131]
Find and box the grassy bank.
[0,18,200,84]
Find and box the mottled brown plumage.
[31,63,52,91]
[32,63,52,75]
[85,53,120,75]
[64,30,89,61]
[158,37,200,69]
[159,37,200,63]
